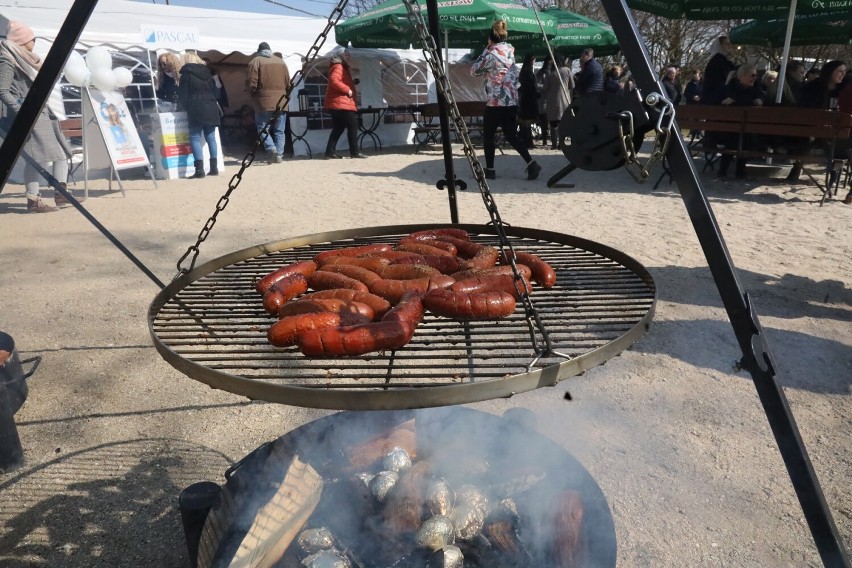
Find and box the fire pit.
[149,224,655,410]
[195,407,617,567]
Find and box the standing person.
[245,41,290,164]
[534,56,551,147]
[156,52,182,109]
[701,36,736,101]
[661,67,682,105]
[517,53,539,149]
[323,50,366,160]
[0,20,76,213]
[542,54,573,150]
[683,69,702,104]
[470,20,541,181]
[575,48,603,95]
[178,52,221,179]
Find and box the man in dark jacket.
[245,41,290,163]
[575,48,603,95]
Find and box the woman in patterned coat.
[470,20,541,181]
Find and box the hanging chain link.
[401,0,571,365]
[174,1,349,280]
[614,92,676,183]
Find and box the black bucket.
[0,331,40,472]
[179,481,221,568]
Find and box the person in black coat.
[517,53,539,148]
[575,48,603,95]
[178,52,221,179]
[661,67,682,104]
[683,70,702,104]
[706,63,763,179]
[701,36,736,101]
[603,65,623,94]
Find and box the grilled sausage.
[377,264,441,280]
[431,236,484,259]
[318,264,382,285]
[255,261,317,295]
[268,312,340,347]
[396,240,456,257]
[262,273,309,315]
[381,290,425,326]
[313,243,393,264]
[278,298,375,321]
[452,264,532,282]
[318,255,391,272]
[298,320,415,357]
[391,254,463,275]
[360,250,423,262]
[503,251,557,288]
[409,228,470,241]
[369,276,454,304]
[301,289,391,320]
[308,271,369,293]
[458,246,500,270]
[423,288,516,320]
[451,274,533,299]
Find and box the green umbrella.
[626,0,839,20]
[335,0,559,50]
[527,6,620,58]
[729,11,852,47]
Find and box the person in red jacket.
[323,50,366,159]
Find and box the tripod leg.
[546,162,577,189]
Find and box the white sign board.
[140,25,201,50]
[84,89,150,171]
[150,112,223,180]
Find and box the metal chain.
[615,92,676,183]
[174,1,349,279]
[401,0,571,364]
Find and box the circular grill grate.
[149,224,656,410]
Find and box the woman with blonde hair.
[470,19,541,181]
[178,51,221,178]
[156,51,182,107]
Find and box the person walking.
[575,48,603,95]
[542,54,573,150]
[323,50,366,160]
[246,41,290,163]
[470,20,541,181]
[517,53,539,149]
[178,52,221,179]
[661,67,682,105]
[0,20,77,213]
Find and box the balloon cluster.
[64,46,134,91]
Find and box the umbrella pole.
[426,0,461,223]
[775,0,798,105]
[601,0,851,566]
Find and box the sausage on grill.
[262,273,309,315]
[255,261,317,295]
[308,271,369,293]
[301,289,392,320]
[423,288,516,320]
[313,243,393,264]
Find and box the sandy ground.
[0,142,849,568]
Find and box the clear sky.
[129,0,340,18]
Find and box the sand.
[0,142,849,567]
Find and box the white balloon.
[64,63,90,88]
[85,46,112,71]
[113,67,133,88]
[67,50,86,72]
[91,67,117,91]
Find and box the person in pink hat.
[0,20,78,213]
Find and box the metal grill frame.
[149,224,655,410]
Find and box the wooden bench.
[412,101,503,153]
[672,105,852,204]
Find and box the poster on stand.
[85,89,149,171]
[150,112,224,180]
